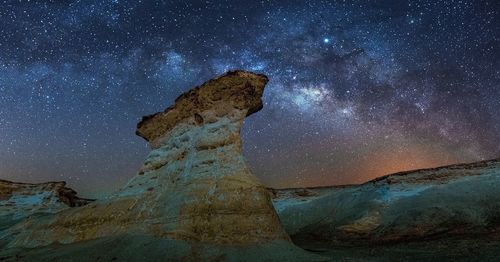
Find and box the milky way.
[0,0,499,197]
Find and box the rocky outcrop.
[0,71,323,261]
[0,179,91,230]
[273,158,500,245]
[136,70,267,148]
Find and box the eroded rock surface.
[273,158,500,246]
[136,70,267,148]
[0,179,90,230]
[0,71,322,261]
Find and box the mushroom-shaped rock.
[0,71,323,261]
[120,70,288,244]
[137,70,268,147]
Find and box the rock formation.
[0,179,90,230]
[0,71,323,261]
[273,158,500,246]
[6,70,498,260]
[130,70,288,244]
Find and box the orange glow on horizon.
[264,143,465,189]
[354,145,461,184]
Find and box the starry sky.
[0,0,499,197]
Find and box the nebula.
[0,1,498,197]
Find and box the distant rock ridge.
[0,71,322,261]
[0,179,91,207]
[270,158,500,194]
[272,157,500,245]
[0,179,91,231]
[367,157,500,185]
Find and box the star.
[0,0,497,197]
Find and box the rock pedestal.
[2,71,292,250]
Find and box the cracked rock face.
[1,71,292,250]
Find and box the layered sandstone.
[136,70,267,147]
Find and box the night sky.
[0,0,499,198]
